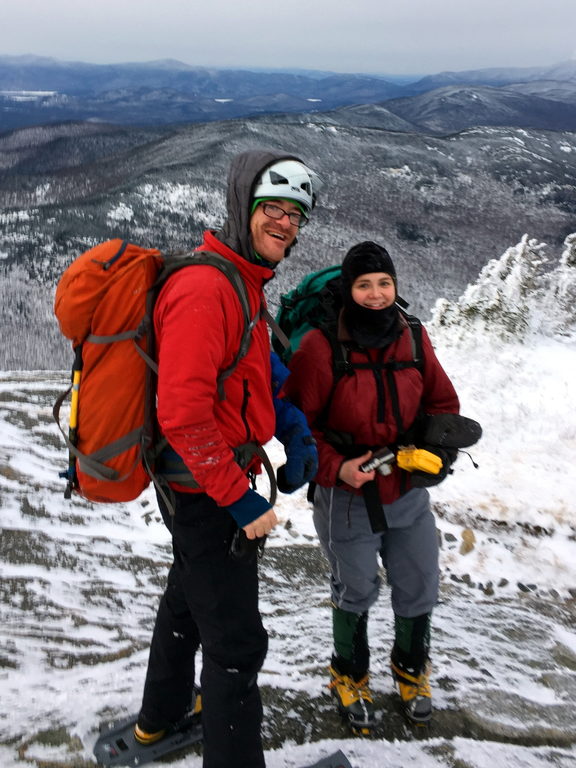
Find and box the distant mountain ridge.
[1,55,575,133]
[407,60,576,92]
[377,85,576,133]
[0,55,405,131]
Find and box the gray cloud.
[1,0,575,74]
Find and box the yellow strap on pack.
[69,368,81,430]
[396,446,443,475]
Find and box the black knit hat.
[341,241,396,294]
[340,241,400,348]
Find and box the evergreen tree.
[431,233,576,343]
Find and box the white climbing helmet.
[253,159,323,214]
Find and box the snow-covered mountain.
[408,59,576,92]
[1,234,575,767]
[380,85,576,133]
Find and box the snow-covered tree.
[430,233,576,343]
[542,233,576,336]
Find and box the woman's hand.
[338,451,376,488]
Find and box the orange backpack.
[53,239,256,504]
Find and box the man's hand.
[226,487,273,531]
[276,429,318,493]
[338,451,376,489]
[244,508,278,539]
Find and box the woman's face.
[351,272,396,309]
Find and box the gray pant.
[313,485,439,617]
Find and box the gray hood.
[217,149,305,264]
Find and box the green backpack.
[272,265,343,363]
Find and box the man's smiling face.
[249,199,301,264]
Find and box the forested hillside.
[1,114,575,369]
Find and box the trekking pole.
[64,345,83,499]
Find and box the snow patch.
[107,202,134,223]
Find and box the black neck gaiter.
[343,299,401,349]
[340,241,401,349]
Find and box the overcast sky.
[1,0,575,75]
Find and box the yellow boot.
[328,666,375,735]
[390,660,432,724]
[134,721,166,746]
[134,689,202,745]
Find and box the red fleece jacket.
[153,231,275,507]
[284,320,460,504]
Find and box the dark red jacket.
[284,314,459,503]
[154,230,275,507]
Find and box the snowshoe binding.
[94,692,202,766]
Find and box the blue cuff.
[226,487,272,528]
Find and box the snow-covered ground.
[0,235,575,767]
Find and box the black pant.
[140,489,268,768]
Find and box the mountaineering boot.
[391,612,433,723]
[328,665,375,735]
[134,689,202,745]
[134,715,166,746]
[390,659,432,724]
[328,607,374,733]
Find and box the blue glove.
[274,394,318,494]
[270,350,290,397]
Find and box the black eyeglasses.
[260,202,308,228]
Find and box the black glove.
[410,447,457,488]
[423,413,482,449]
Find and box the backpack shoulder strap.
[310,325,351,431]
[263,307,290,351]
[385,311,424,434]
[158,250,251,321]
[319,310,425,435]
[399,309,424,372]
[325,331,353,388]
[158,251,257,400]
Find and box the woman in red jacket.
[283,241,460,732]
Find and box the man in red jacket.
[135,150,322,768]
